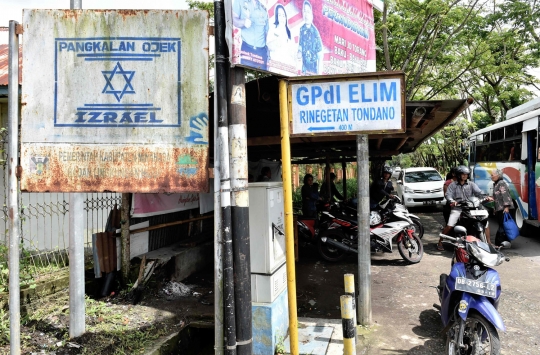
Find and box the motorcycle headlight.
[467,242,501,267]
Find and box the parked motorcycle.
[436,225,510,354]
[455,196,490,243]
[318,206,423,263]
[347,196,425,239]
[295,203,333,246]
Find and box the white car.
[396,167,446,208]
[391,167,401,180]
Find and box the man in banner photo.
[233,0,270,71]
[297,0,323,75]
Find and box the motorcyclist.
[438,165,490,250]
[370,166,395,209]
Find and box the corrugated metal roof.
[0,44,22,86]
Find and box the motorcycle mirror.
[500,241,511,248]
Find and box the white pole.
[8,19,21,355]
[68,0,86,339]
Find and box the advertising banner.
[131,193,200,218]
[21,10,209,193]
[287,72,405,136]
[229,0,376,76]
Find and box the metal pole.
[120,194,131,282]
[70,0,82,8]
[340,295,356,355]
[344,273,357,328]
[279,79,299,355]
[68,0,85,339]
[213,2,225,352]
[356,134,372,325]
[215,2,236,353]
[229,68,252,355]
[69,193,85,337]
[342,160,347,200]
[8,20,21,355]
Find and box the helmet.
[455,165,470,175]
[369,211,382,226]
[382,166,393,175]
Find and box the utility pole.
[229,68,253,355]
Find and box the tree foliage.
[377,0,540,125]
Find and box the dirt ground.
[295,207,540,354]
[3,207,540,354]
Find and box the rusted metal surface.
[21,145,208,192]
[21,9,209,193]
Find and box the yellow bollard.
[340,295,356,355]
[344,274,357,331]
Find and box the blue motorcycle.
[436,225,510,354]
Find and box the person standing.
[302,174,319,217]
[297,0,323,75]
[486,168,514,245]
[442,167,457,224]
[233,0,269,70]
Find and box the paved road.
[295,208,540,354]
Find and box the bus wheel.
[512,200,524,229]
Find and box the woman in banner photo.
[233,0,270,71]
[297,0,323,75]
[266,4,296,73]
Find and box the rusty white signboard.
[287,72,405,137]
[21,9,209,193]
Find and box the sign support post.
[279,79,300,355]
[68,0,86,339]
[356,134,372,325]
[8,19,21,355]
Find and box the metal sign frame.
[286,71,406,137]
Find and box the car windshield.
[404,171,442,183]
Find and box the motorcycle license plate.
[470,210,489,217]
[455,277,496,297]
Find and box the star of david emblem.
[101,62,135,102]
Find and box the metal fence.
[0,129,121,287]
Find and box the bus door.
[523,119,538,221]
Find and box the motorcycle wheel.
[446,313,500,355]
[410,217,424,239]
[317,229,348,262]
[397,233,423,264]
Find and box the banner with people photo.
[228,0,376,76]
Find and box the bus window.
[476,145,489,162]
[483,132,490,142]
[507,140,521,161]
[470,141,476,163]
[476,134,483,144]
[492,128,504,141]
[489,142,505,161]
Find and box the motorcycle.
[436,225,510,354]
[317,206,423,263]
[295,203,333,246]
[347,196,425,239]
[455,196,490,243]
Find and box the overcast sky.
[0,0,190,43]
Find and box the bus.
[467,98,540,231]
